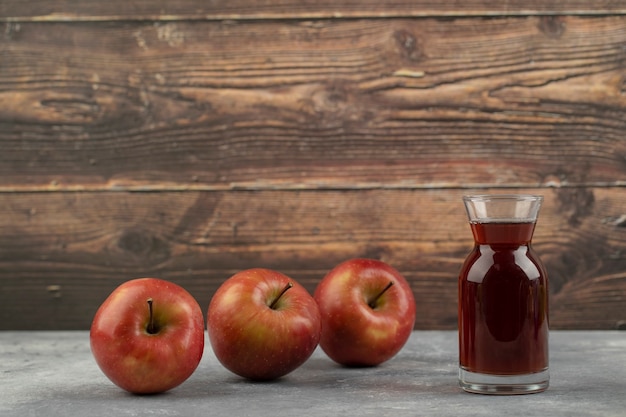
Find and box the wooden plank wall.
[1,1,625,330]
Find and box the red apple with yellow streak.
[207,268,321,380]
[90,278,205,394]
[314,258,416,367]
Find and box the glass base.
[459,367,549,395]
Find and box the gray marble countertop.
[1,331,625,417]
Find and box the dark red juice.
[459,221,548,375]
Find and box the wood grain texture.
[1,17,625,191]
[1,2,625,330]
[2,0,626,21]
[1,188,625,330]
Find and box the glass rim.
[462,194,544,203]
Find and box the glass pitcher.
[458,194,549,394]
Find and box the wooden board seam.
[3,11,626,23]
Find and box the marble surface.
[1,331,625,417]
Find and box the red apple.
[90,278,205,394]
[207,268,321,381]
[314,258,416,367]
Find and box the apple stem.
[368,281,394,309]
[147,298,156,334]
[269,282,293,309]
